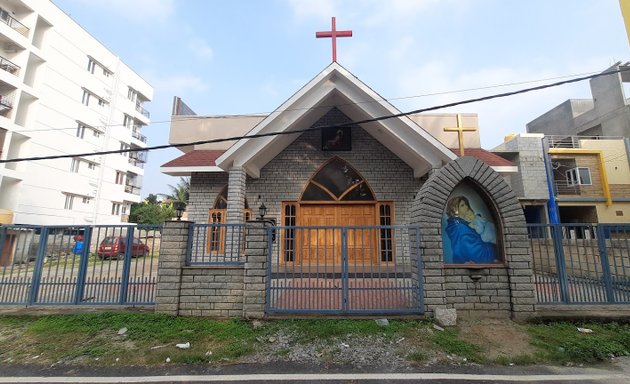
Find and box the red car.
[97,236,149,259]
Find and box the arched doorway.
[282,157,393,265]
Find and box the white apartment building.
[0,0,152,225]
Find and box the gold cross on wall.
[443,114,477,156]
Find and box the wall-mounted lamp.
[258,202,267,220]
[175,201,186,221]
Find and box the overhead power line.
[8,70,601,135]
[1,66,629,165]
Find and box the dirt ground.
[457,318,538,360]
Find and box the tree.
[145,193,159,205]
[166,177,190,204]
[129,202,175,224]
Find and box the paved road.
[1,361,629,384]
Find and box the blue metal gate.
[266,225,423,314]
[0,224,161,306]
[528,223,630,304]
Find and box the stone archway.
[411,156,536,318]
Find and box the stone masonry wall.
[186,108,423,226]
[247,108,423,225]
[412,156,537,318]
[155,220,268,318]
[178,267,244,317]
[188,172,228,223]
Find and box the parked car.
[97,236,149,259]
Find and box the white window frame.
[76,124,85,139]
[566,167,592,186]
[64,195,74,210]
[123,114,133,129]
[70,158,80,173]
[87,58,96,74]
[112,202,121,216]
[81,90,91,106]
[82,197,91,204]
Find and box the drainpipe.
[542,136,560,224]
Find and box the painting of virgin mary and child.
[442,185,500,265]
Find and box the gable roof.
[215,62,456,178]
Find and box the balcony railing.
[0,55,20,76]
[0,8,29,37]
[132,129,147,143]
[547,135,625,149]
[554,180,580,195]
[124,184,141,195]
[0,93,14,110]
[135,103,150,118]
[128,150,147,168]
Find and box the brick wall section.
[178,266,244,317]
[188,173,228,223]
[412,156,537,318]
[493,135,548,200]
[155,220,191,316]
[242,222,269,319]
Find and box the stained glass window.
[301,157,374,201]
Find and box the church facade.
[160,63,536,318]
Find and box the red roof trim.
[161,150,225,168]
[449,148,513,167]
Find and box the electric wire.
[8,70,602,134]
[2,66,629,165]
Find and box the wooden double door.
[298,204,377,265]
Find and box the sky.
[53,0,629,198]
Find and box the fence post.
[155,220,192,316]
[242,221,269,319]
[341,227,349,313]
[552,224,570,303]
[28,226,49,305]
[74,226,92,304]
[596,224,615,303]
[119,226,134,304]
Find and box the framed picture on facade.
[441,183,502,265]
[321,126,351,151]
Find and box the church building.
[159,21,535,318]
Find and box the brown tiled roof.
[161,150,225,168]
[450,148,514,167]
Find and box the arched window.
[300,157,375,201]
[207,186,251,253]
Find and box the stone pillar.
[226,166,246,224]
[226,167,247,260]
[242,221,269,319]
[155,220,192,316]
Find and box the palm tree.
[165,177,190,204]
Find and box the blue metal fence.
[0,224,161,306]
[266,225,423,315]
[528,223,630,304]
[187,223,246,265]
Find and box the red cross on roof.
[316,17,353,62]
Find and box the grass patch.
[432,328,483,362]
[266,318,428,342]
[528,322,630,364]
[2,314,629,368]
[407,350,429,363]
